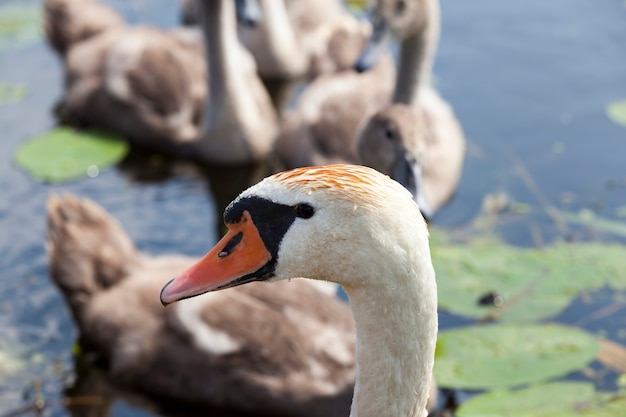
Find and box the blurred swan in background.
[46,193,356,417]
[355,0,465,216]
[44,0,277,164]
[45,0,205,150]
[276,0,465,217]
[182,0,370,81]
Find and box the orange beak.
[160,211,272,305]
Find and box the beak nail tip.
[160,278,176,307]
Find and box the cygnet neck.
[393,0,441,108]
[199,0,241,125]
[196,0,277,163]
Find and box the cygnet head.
[160,164,431,304]
[357,105,432,220]
[374,0,433,39]
[354,0,437,72]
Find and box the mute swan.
[46,194,356,417]
[45,0,277,164]
[161,164,438,417]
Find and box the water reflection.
[63,355,352,417]
[117,146,275,237]
[64,359,266,417]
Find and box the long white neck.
[393,0,441,108]
[343,232,438,417]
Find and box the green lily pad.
[433,236,626,322]
[457,383,626,417]
[0,2,42,52]
[0,83,27,103]
[434,324,599,390]
[14,127,128,183]
[607,100,626,128]
[456,382,594,417]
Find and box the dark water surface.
[0,0,625,415]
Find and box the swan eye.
[384,128,394,140]
[294,203,315,219]
[395,0,406,15]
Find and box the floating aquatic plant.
[432,235,626,322]
[14,127,128,183]
[456,382,626,417]
[434,324,599,390]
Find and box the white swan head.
[161,164,431,303]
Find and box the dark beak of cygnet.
[235,0,262,28]
[391,153,432,222]
[354,13,392,73]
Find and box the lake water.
[0,0,625,415]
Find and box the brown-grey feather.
[44,0,124,56]
[126,49,189,117]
